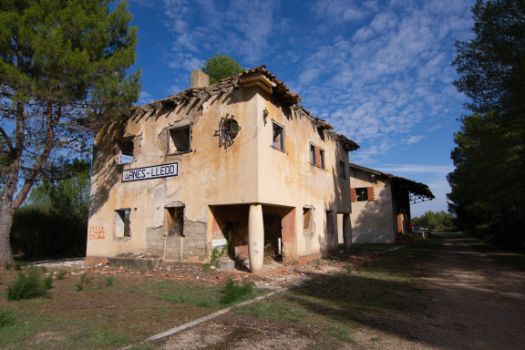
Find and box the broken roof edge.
[349,162,434,199]
[129,65,358,151]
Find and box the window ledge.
[270,145,286,153]
[167,149,193,156]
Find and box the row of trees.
[412,211,456,232]
[448,0,525,247]
[12,160,89,258]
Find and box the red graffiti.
[89,225,105,240]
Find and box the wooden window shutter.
[396,213,404,234]
[367,187,375,201]
[351,188,357,202]
[315,147,321,168]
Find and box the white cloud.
[137,90,153,105]
[404,135,425,145]
[297,0,472,161]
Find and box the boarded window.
[339,160,346,179]
[272,122,284,151]
[116,138,134,164]
[356,188,368,202]
[169,125,191,154]
[165,206,184,237]
[115,209,131,237]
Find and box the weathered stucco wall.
[257,93,350,257]
[87,87,260,261]
[349,168,396,243]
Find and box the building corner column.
[248,204,264,272]
[343,213,352,249]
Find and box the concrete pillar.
[343,213,352,249]
[248,204,264,273]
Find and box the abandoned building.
[86,66,359,272]
[348,163,434,243]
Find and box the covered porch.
[209,203,296,272]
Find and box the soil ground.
[154,234,525,349]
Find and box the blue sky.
[128,0,474,216]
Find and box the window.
[339,160,346,179]
[356,188,368,201]
[319,149,325,169]
[303,207,313,233]
[317,127,325,141]
[165,206,184,237]
[310,144,316,165]
[272,122,284,151]
[116,138,134,164]
[115,209,131,237]
[169,125,191,154]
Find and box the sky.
[127,0,475,216]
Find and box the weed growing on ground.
[56,270,67,280]
[203,246,226,271]
[75,273,93,291]
[221,278,255,304]
[0,308,15,328]
[7,267,52,300]
[44,272,54,290]
[104,276,115,287]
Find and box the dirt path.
[152,238,525,349]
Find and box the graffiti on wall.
[89,225,105,240]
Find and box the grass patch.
[56,270,66,280]
[155,281,223,308]
[0,308,15,328]
[7,268,52,301]
[221,278,255,305]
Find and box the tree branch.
[0,126,14,154]
[13,102,55,209]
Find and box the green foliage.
[43,272,53,290]
[202,54,244,84]
[104,276,115,287]
[202,246,226,271]
[449,0,525,247]
[412,211,456,232]
[0,0,140,265]
[7,267,52,300]
[0,308,15,328]
[75,282,84,292]
[221,277,255,304]
[56,270,67,280]
[11,160,89,258]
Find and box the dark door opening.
[263,214,283,262]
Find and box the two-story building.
[86,66,358,272]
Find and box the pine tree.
[202,55,244,84]
[449,0,525,246]
[0,0,140,266]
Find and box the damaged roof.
[349,163,435,200]
[131,65,358,151]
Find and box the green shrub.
[7,267,51,300]
[80,273,93,284]
[56,270,67,280]
[203,246,226,271]
[0,308,16,328]
[104,276,115,287]
[221,278,254,304]
[75,282,84,291]
[43,272,53,290]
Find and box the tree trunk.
[0,198,15,267]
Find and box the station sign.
[122,162,178,182]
